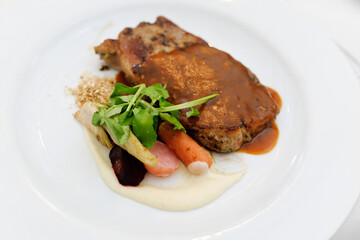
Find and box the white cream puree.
[84,128,247,211]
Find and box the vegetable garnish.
[92,82,218,149]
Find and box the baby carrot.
[158,122,213,174]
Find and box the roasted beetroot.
[109,145,147,186]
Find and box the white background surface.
[291,0,360,239]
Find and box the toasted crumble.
[68,73,115,107]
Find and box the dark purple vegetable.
[109,145,147,186]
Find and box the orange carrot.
[158,122,213,174]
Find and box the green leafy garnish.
[186,108,200,117]
[111,83,140,96]
[92,82,218,149]
[141,83,169,105]
[105,104,127,118]
[159,113,185,132]
[103,117,130,146]
[132,108,158,148]
[108,95,134,106]
[92,107,106,126]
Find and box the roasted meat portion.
[95,16,280,152]
[95,16,207,85]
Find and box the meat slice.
[132,45,280,152]
[95,17,280,152]
[95,16,207,85]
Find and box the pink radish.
[145,141,179,177]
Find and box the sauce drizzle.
[238,87,281,155]
[115,71,129,84]
[267,87,282,109]
[239,122,279,155]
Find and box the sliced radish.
[146,141,179,177]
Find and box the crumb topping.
[68,73,115,107]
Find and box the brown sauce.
[133,45,279,131]
[267,87,282,109]
[115,71,129,84]
[239,122,279,155]
[238,87,281,155]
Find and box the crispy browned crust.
[94,16,207,85]
[95,17,279,153]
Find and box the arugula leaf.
[108,95,134,106]
[92,107,106,126]
[158,98,172,107]
[157,94,218,112]
[108,97,121,106]
[111,83,140,97]
[141,83,169,105]
[159,98,179,120]
[132,108,158,148]
[186,107,200,117]
[105,104,126,118]
[117,111,133,126]
[159,113,185,132]
[125,84,146,111]
[153,115,159,132]
[104,117,130,146]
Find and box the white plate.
[1,0,360,239]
